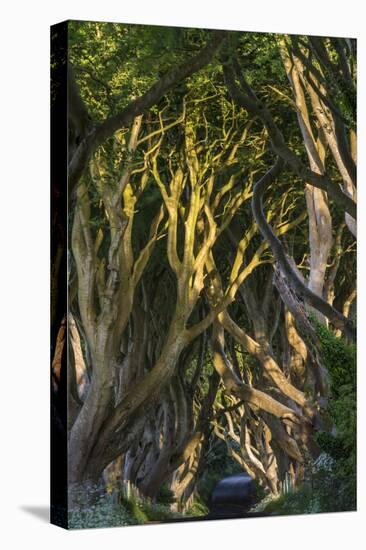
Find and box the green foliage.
[315,322,356,503]
[185,496,209,516]
[316,431,344,460]
[156,483,176,505]
[68,493,135,529]
[263,324,357,516]
[253,481,266,503]
[263,460,354,516]
[262,482,321,515]
[315,321,356,394]
[67,21,215,121]
[121,495,180,523]
[123,495,148,523]
[68,491,180,529]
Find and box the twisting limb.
[251,157,355,340]
[285,37,357,238]
[222,62,357,219]
[211,321,303,425]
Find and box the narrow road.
[207,473,257,519]
[162,473,275,523]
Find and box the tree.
[51,23,356,520]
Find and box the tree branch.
[69,30,228,193]
[251,156,356,339]
[223,63,357,219]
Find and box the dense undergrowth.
[68,491,181,529]
[262,323,356,516]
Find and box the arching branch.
[69,30,228,193]
[251,157,355,340]
[222,62,357,219]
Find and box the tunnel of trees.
[51,21,356,528]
